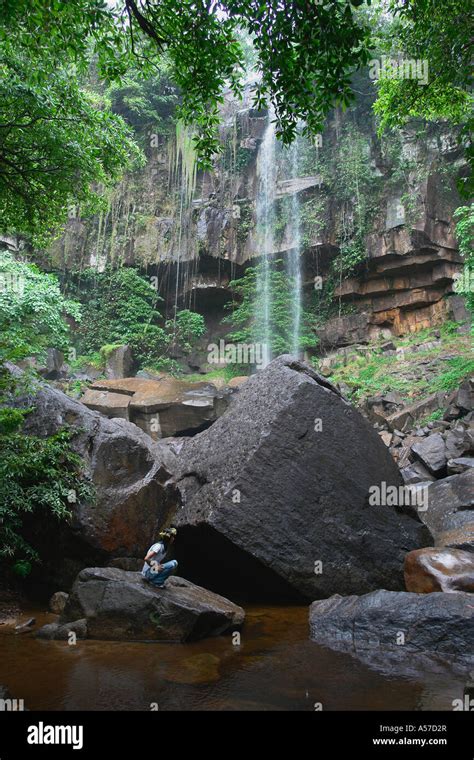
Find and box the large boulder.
[37,567,244,642]
[167,356,430,601]
[404,547,474,593]
[12,378,180,591]
[309,590,474,660]
[81,376,231,440]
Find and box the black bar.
[0,711,472,757]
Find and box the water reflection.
[0,606,468,711]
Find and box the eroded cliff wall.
[48,79,468,347]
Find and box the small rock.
[379,431,393,447]
[49,592,69,615]
[444,405,462,422]
[445,430,472,460]
[447,457,474,475]
[400,462,435,485]
[411,433,447,476]
[393,429,405,438]
[420,470,474,549]
[14,617,35,633]
[36,618,88,640]
[457,380,473,412]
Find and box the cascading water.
[255,114,276,368]
[287,137,302,358]
[255,112,303,366]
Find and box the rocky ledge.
[80,375,233,440]
[36,567,244,643]
[309,590,474,662]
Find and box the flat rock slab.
[309,590,474,660]
[167,355,429,601]
[82,376,230,439]
[37,567,244,643]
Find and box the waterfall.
[172,121,197,331]
[255,114,276,368]
[254,113,304,366]
[288,138,302,358]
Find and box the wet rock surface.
[404,547,474,593]
[309,590,474,661]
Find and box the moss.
[100,343,123,360]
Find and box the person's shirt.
[141,541,166,576]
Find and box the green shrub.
[68,268,205,369]
[0,423,94,569]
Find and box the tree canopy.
[1,1,372,161]
[371,0,473,196]
[0,0,472,240]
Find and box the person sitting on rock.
[142,527,178,588]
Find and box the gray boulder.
[37,567,244,642]
[11,376,180,590]
[40,348,66,380]
[422,470,474,551]
[167,356,430,601]
[309,590,474,660]
[37,618,87,641]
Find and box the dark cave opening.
[173,524,307,605]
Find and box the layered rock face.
[47,81,467,349]
[166,356,430,601]
[37,567,244,642]
[13,378,180,590]
[81,376,231,439]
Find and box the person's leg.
[143,567,162,586]
[147,560,178,588]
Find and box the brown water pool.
[0,605,468,711]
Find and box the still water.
[0,605,467,711]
